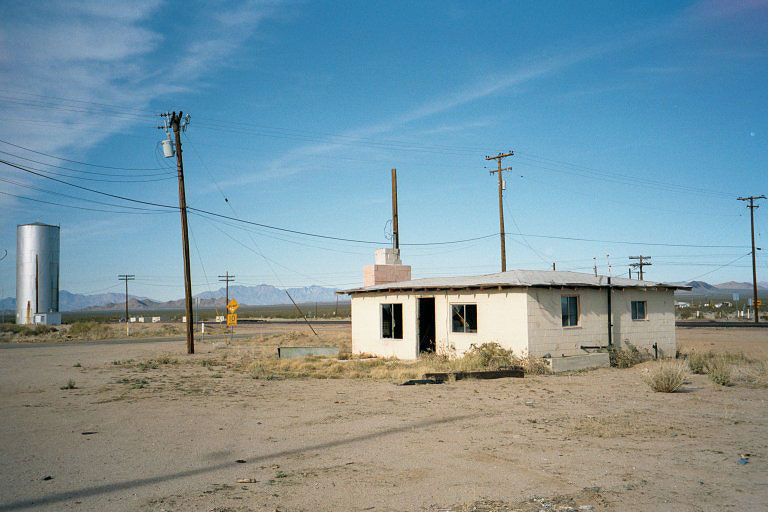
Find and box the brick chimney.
[363,248,411,287]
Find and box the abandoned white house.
[340,270,689,361]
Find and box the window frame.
[380,303,403,339]
[451,303,478,333]
[631,300,647,320]
[561,295,580,328]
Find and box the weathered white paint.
[351,293,418,359]
[349,286,676,360]
[352,290,529,358]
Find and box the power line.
[682,252,753,281]
[0,137,166,171]
[0,158,179,209]
[0,176,170,212]
[0,190,171,215]
[1,158,752,251]
[0,157,176,183]
[504,232,747,249]
[0,148,175,177]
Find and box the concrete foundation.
[547,352,610,372]
[277,346,340,359]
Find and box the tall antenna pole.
[485,150,514,272]
[738,195,765,324]
[118,274,134,336]
[391,168,399,251]
[164,111,195,353]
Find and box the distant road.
[238,319,350,325]
[1,319,350,350]
[676,321,768,328]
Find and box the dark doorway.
[418,297,435,353]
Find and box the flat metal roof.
[339,269,691,295]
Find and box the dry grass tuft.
[641,362,687,393]
[682,350,763,387]
[239,342,547,381]
[609,343,648,368]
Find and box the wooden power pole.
[391,168,399,250]
[118,274,134,336]
[629,255,652,280]
[738,195,765,323]
[485,151,514,272]
[218,272,235,310]
[163,111,195,353]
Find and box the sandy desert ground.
[0,325,766,511]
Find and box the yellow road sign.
[757,300,763,307]
[227,299,239,313]
[226,313,238,326]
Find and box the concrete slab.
[277,346,340,359]
[547,352,610,372]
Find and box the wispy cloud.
[0,0,282,154]
[246,41,619,184]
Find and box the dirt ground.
[677,326,768,359]
[0,326,766,512]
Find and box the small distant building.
[340,270,689,361]
[675,301,690,308]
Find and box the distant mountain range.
[0,284,345,312]
[2,279,766,311]
[674,280,768,297]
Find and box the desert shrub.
[0,323,56,336]
[518,355,551,375]
[642,362,687,393]
[732,360,768,388]
[68,321,111,339]
[460,343,517,371]
[60,379,77,390]
[609,343,646,368]
[687,351,708,374]
[706,356,732,386]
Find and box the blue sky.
[0,0,767,301]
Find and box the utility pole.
[593,257,598,277]
[629,255,652,280]
[391,168,399,251]
[738,195,765,324]
[485,150,514,272]
[161,111,194,353]
[218,271,235,311]
[118,274,134,336]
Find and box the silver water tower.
[16,223,60,325]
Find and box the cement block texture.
[547,352,610,372]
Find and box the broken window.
[561,296,579,327]
[381,303,403,339]
[451,304,477,333]
[631,300,647,320]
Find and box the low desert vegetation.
[609,343,649,368]
[683,350,766,387]
[68,321,113,339]
[60,379,77,390]
[241,343,548,381]
[118,377,150,389]
[0,323,57,336]
[641,362,687,393]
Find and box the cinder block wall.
[612,289,676,357]
[526,288,609,357]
